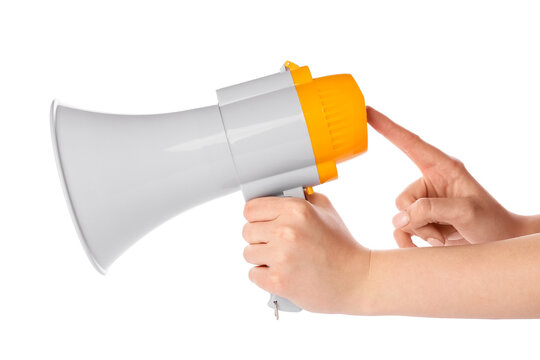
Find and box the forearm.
[357,233,540,318]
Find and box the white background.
[1,0,540,359]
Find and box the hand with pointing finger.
[367,107,538,247]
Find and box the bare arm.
[243,193,540,318]
[361,233,540,318]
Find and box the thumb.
[306,191,332,208]
[396,197,473,231]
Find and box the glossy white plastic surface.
[51,101,239,272]
[217,70,320,200]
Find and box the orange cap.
[284,61,368,184]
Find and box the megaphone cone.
[51,100,240,272]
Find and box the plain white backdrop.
[1,0,540,359]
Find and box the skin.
[242,107,540,318]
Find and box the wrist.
[343,246,378,316]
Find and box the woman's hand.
[242,193,370,314]
[367,107,533,247]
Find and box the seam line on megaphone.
[215,104,242,189]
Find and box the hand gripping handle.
[267,187,305,319]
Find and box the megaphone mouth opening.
[50,100,107,275]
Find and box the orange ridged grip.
[284,61,368,184]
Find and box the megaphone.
[51,61,367,317]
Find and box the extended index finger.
[366,107,450,170]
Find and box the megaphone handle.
[266,187,306,319]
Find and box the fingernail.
[446,232,463,241]
[392,211,410,228]
[427,238,444,247]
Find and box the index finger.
[366,106,451,170]
[243,197,303,222]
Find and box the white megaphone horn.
[51,61,368,318]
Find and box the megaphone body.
[51,61,367,315]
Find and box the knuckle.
[242,246,251,262]
[289,200,310,219]
[249,267,260,284]
[415,197,432,215]
[241,223,250,240]
[243,202,253,220]
[278,225,298,242]
[404,132,421,146]
[268,272,283,294]
[448,157,466,172]
[275,248,291,266]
